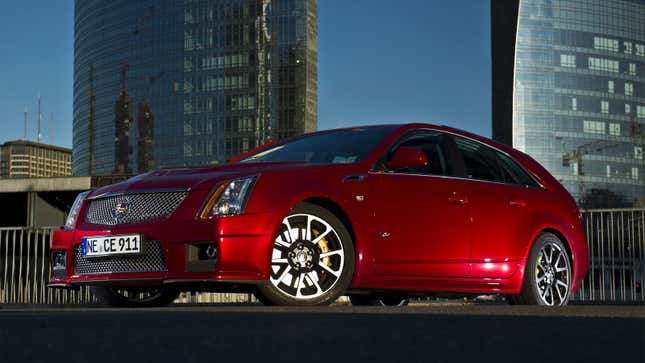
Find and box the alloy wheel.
[534,242,570,306]
[269,213,345,300]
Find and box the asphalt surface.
[1,304,643,363]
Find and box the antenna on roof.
[37,94,42,143]
[23,106,28,140]
[50,112,54,144]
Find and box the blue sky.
[0,0,491,148]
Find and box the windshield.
[239,126,397,164]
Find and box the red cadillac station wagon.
[49,124,588,306]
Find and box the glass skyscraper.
[492,0,645,208]
[73,0,317,176]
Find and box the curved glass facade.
[494,0,645,208]
[73,0,317,176]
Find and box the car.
[48,123,589,306]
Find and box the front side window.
[384,131,452,176]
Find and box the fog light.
[52,251,67,270]
[205,244,217,259]
[198,243,218,260]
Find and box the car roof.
[323,123,517,155]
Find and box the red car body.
[49,124,588,299]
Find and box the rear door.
[450,135,540,278]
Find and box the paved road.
[1,305,643,363]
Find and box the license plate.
[82,234,142,257]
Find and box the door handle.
[448,192,468,205]
[342,174,367,183]
[509,199,527,208]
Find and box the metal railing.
[0,227,95,304]
[573,208,644,303]
[1,208,643,305]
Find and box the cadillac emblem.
[111,197,131,222]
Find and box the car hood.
[88,162,318,197]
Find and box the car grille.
[73,240,168,275]
[84,191,187,226]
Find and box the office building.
[73,0,317,175]
[0,140,72,178]
[492,0,645,207]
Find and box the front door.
[369,131,471,277]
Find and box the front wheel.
[91,286,179,307]
[508,233,572,306]
[255,203,355,306]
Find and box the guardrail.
[1,208,643,305]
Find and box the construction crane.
[560,113,644,206]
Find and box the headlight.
[64,191,89,230]
[198,176,257,219]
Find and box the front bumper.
[48,211,277,288]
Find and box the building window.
[626,104,631,114]
[560,54,576,67]
[583,120,605,134]
[629,63,636,76]
[637,44,645,57]
[594,36,619,52]
[588,57,619,72]
[609,123,620,136]
[601,100,609,114]
[624,41,633,54]
[606,165,611,178]
[635,146,643,160]
[608,80,614,93]
[638,105,645,118]
[632,167,639,180]
[625,82,633,96]
[571,97,577,111]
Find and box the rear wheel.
[91,286,179,307]
[255,203,355,306]
[509,233,571,306]
[349,295,409,306]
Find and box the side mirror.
[388,146,428,170]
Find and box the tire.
[91,286,179,307]
[349,295,409,306]
[508,232,572,306]
[255,202,355,306]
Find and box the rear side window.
[453,136,504,183]
[496,151,540,187]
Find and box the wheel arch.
[300,197,356,246]
[520,226,575,285]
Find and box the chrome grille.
[73,240,167,275]
[85,191,187,226]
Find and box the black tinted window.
[496,151,540,187]
[239,126,396,164]
[454,136,503,182]
[386,131,451,176]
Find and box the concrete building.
[73,0,318,176]
[492,0,645,208]
[0,140,72,178]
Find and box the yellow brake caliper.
[312,229,332,269]
[537,254,542,277]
